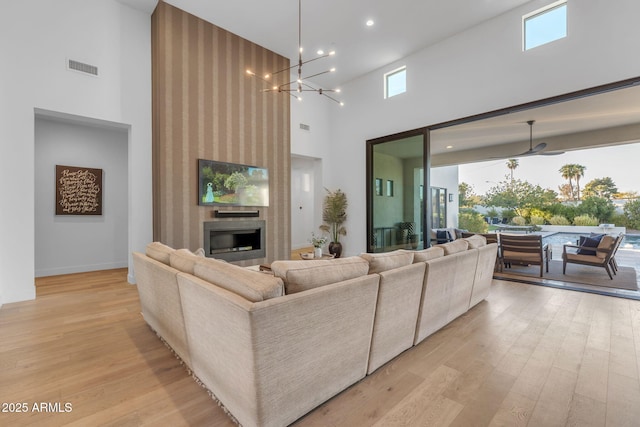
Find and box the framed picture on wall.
[375,178,383,196]
[55,165,103,215]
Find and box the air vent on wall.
[299,123,310,131]
[67,59,98,76]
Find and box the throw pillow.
[436,230,451,244]
[145,242,174,265]
[194,258,284,302]
[577,235,602,255]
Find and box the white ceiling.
[119,0,640,159]
[120,0,532,89]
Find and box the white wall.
[34,116,129,276]
[327,0,640,256]
[290,80,333,248]
[0,0,152,303]
[431,165,460,228]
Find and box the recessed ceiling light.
[366,19,374,27]
[446,145,453,149]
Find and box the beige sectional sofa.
[133,234,496,427]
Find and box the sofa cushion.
[193,258,284,302]
[271,256,369,294]
[409,247,445,263]
[170,248,205,275]
[438,239,469,255]
[359,250,414,274]
[464,234,487,249]
[146,242,175,265]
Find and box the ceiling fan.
[512,120,565,157]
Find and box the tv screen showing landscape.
[198,159,269,207]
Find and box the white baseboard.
[35,261,128,278]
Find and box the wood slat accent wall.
[151,1,291,264]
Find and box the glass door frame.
[365,127,431,252]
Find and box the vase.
[328,242,342,258]
[314,247,322,258]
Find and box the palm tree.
[573,164,586,201]
[506,158,519,181]
[559,164,576,200]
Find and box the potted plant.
[309,232,328,258]
[319,188,347,258]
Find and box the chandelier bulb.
[329,51,336,56]
[264,74,270,79]
[317,49,324,55]
[330,68,336,72]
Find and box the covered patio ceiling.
[431,79,640,166]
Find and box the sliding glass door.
[366,130,430,252]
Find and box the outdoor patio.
[493,231,640,300]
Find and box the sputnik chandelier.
[246,0,344,106]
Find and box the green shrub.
[573,214,599,226]
[623,199,640,230]
[577,196,615,223]
[529,215,545,225]
[512,216,526,226]
[458,212,489,233]
[501,209,517,222]
[547,203,578,223]
[548,215,571,225]
[610,213,629,228]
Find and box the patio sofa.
[133,235,496,427]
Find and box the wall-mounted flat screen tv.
[198,159,269,207]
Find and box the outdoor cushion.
[502,250,541,262]
[146,242,175,265]
[596,235,616,259]
[193,257,284,302]
[360,250,414,274]
[565,253,607,264]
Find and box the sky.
[457,143,640,197]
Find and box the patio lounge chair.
[562,234,622,280]
[499,234,549,278]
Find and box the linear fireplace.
[203,220,265,262]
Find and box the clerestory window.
[523,0,567,51]
[384,66,406,98]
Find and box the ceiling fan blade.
[530,142,547,153]
[539,150,565,156]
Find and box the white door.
[291,156,319,249]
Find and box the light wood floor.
[2,270,640,426]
